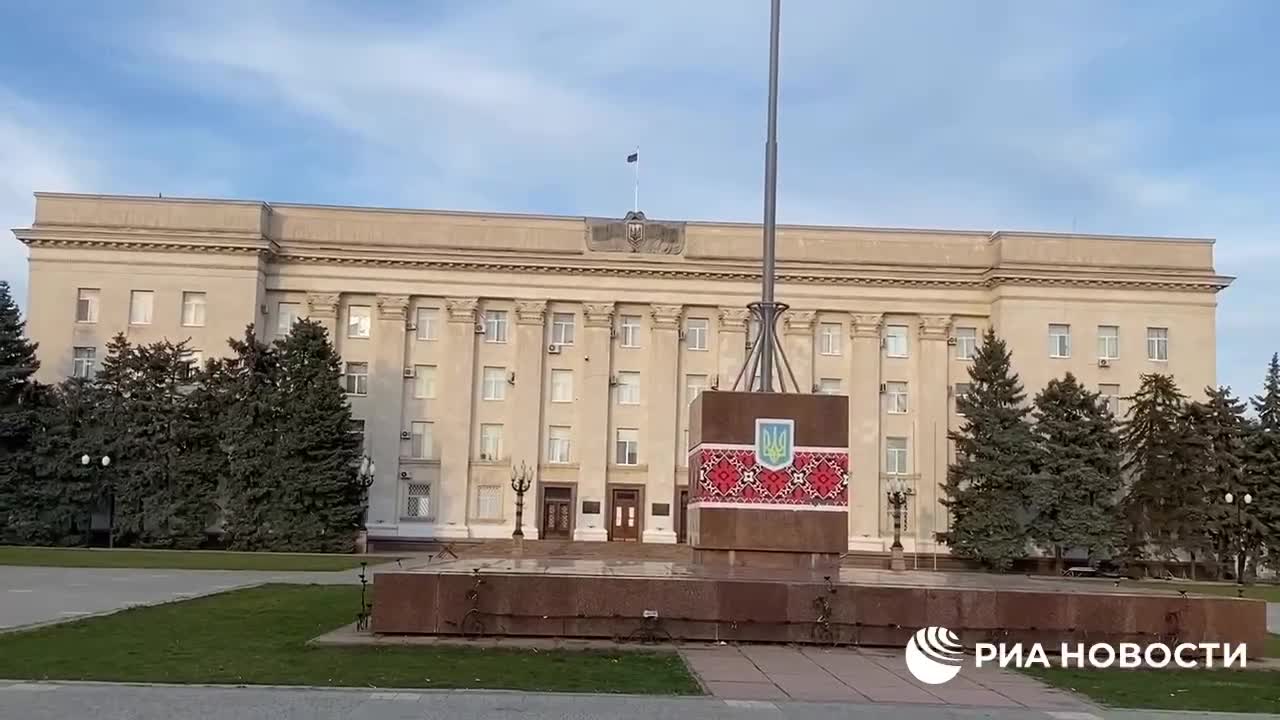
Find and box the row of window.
[70,346,203,380]
[1049,324,1168,362]
[394,419,640,468]
[76,289,207,327]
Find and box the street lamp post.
[886,476,911,572]
[511,460,533,541]
[356,455,376,554]
[1223,490,1253,586]
[81,454,112,548]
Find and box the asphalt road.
[4,683,1276,720]
[0,565,362,631]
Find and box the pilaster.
[916,314,953,551]
[848,313,883,549]
[512,300,547,537]
[438,297,479,538]
[644,303,682,543]
[784,309,816,392]
[717,306,750,391]
[305,292,340,337]
[364,295,410,530]
[575,302,614,541]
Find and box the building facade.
[15,193,1231,549]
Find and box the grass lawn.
[0,546,398,571]
[0,584,700,694]
[1024,634,1280,713]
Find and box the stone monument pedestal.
[687,391,849,569]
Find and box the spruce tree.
[1028,373,1124,572]
[271,319,363,552]
[1118,373,1187,568]
[1179,389,1254,578]
[0,281,40,542]
[941,329,1036,570]
[1247,354,1280,573]
[17,379,101,545]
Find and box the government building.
[14,193,1231,551]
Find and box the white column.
[848,313,883,550]
[784,309,816,392]
[437,297,478,539]
[305,292,340,338]
[574,302,614,541]
[513,300,548,538]
[916,314,952,553]
[717,306,750,390]
[643,303,682,543]
[364,295,409,530]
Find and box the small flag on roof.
[626,151,638,163]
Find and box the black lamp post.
[511,460,533,539]
[886,475,911,572]
[356,455,376,528]
[82,453,112,548]
[1224,490,1253,585]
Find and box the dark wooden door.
[541,487,572,540]
[677,489,689,543]
[609,488,640,541]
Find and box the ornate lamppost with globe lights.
[511,460,533,542]
[886,476,911,572]
[1224,489,1253,586]
[356,455,376,552]
[81,453,112,548]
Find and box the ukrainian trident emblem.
[754,418,795,471]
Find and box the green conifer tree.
[1028,372,1124,572]
[941,329,1036,570]
[1247,354,1280,573]
[1119,373,1188,568]
[0,281,41,542]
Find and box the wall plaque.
[581,500,602,515]
[651,503,671,517]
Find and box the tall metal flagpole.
[633,145,640,213]
[758,0,782,392]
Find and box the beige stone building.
[14,193,1231,550]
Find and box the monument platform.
[370,556,1269,653]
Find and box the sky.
[1,0,1277,400]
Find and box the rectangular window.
[550,312,576,346]
[819,322,842,356]
[181,292,207,327]
[72,347,96,379]
[886,437,909,475]
[550,369,574,403]
[415,307,438,341]
[410,421,433,459]
[75,289,99,323]
[277,302,301,336]
[479,424,503,461]
[347,305,371,338]
[686,373,708,405]
[548,425,572,464]
[344,362,368,395]
[484,310,508,343]
[954,326,977,360]
[619,315,641,348]
[413,365,436,399]
[482,366,507,401]
[886,382,909,414]
[405,483,431,519]
[1147,327,1168,361]
[685,318,709,351]
[184,350,203,378]
[615,428,639,465]
[1048,323,1071,358]
[1099,384,1121,417]
[1097,325,1119,360]
[818,378,841,395]
[349,419,366,453]
[476,484,502,520]
[129,290,154,325]
[954,383,972,415]
[884,325,908,357]
[616,371,640,405]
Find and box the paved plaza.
[1270,602,1279,633]
[0,565,362,631]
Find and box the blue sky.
[1,0,1277,400]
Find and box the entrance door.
[609,488,641,542]
[677,489,689,544]
[541,487,572,540]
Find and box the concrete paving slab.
[703,680,788,700]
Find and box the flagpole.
[633,145,640,212]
